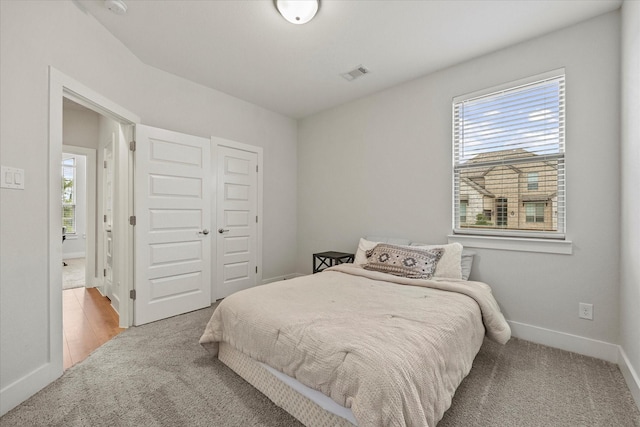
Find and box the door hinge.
[255,266,258,274]
[256,165,258,173]
[104,160,108,169]
[103,268,106,277]
[104,214,107,223]
[256,215,258,223]
[130,289,136,300]
[129,140,136,152]
[129,215,136,226]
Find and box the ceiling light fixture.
[104,0,127,15]
[276,0,319,25]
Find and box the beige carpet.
[62,257,85,290]
[1,303,638,426]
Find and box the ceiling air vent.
[341,65,370,82]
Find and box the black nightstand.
[313,251,355,274]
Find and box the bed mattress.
[202,264,510,426]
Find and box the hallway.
[63,287,124,370]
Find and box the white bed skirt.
[218,342,357,426]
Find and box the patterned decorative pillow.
[363,244,444,279]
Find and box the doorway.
[62,152,85,289]
[48,68,264,377]
[61,146,94,291]
[48,70,139,382]
[60,99,129,369]
[496,197,508,228]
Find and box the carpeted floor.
[62,257,85,290]
[2,303,638,426]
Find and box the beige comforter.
[200,264,510,427]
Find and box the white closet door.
[134,125,211,325]
[216,146,258,298]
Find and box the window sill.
[448,234,573,255]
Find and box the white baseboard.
[0,362,61,416]
[262,273,305,285]
[507,320,619,362]
[618,347,640,411]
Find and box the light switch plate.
[1,166,25,190]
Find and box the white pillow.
[365,236,412,246]
[460,250,475,280]
[354,238,380,266]
[410,242,463,280]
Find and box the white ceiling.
[76,0,621,119]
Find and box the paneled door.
[134,125,211,325]
[216,145,258,298]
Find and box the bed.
[200,240,510,426]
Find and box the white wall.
[620,0,640,407]
[63,106,100,150]
[0,0,297,414]
[298,12,621,350]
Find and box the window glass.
[453,71,565,239]
[525,202,545,223]
[527,172,539,191]
[460,200,468,224]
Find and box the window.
[527,172,539,191]
[525,202,545,223]
[62,157,76,234]
[453,70,565,239]
[460,200,468,223]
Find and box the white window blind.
[453,71,565,239]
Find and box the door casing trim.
[49,67,139,369]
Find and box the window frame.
[527,172,539,191]
[452,69,566,242]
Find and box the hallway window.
[62,157,76,234]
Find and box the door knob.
[218,228,229,234]
[199,229,210,235]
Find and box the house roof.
[522,193,558,202]
[462,177,494,197]
[467,149,537,164]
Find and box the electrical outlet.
[579,303,593,320]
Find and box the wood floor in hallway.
[63,287,124,370]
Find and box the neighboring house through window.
[452,70,565,239]
[525,202,545,223]
[496,198,508,227]
[62,156,76,234]
[460,199,468,224]
[527,172,539,190]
